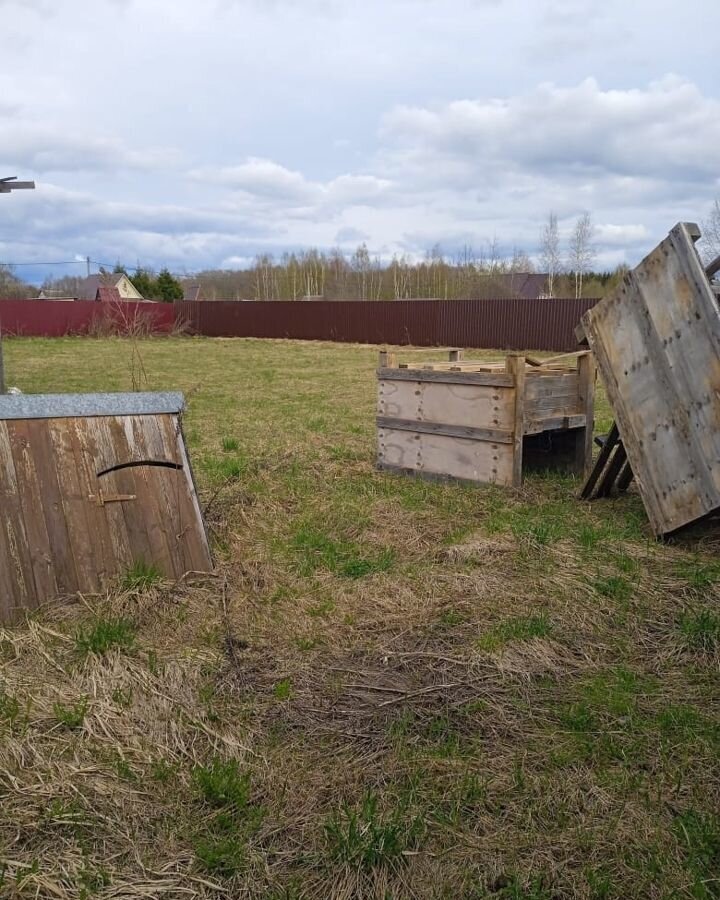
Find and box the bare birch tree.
[701,199,720,264]
[569,212,596,299]
[539,212,561,298]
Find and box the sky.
[1,0,719,284]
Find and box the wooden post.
[378,350,397,369]
[448,348,464,362]
[575,351,596,477]
[0,334,5,394]
[505,354,525,487]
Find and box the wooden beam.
[506,353,526,487]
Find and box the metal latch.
[89,493,137,507]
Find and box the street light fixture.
[1,176,35,194]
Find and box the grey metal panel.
[0,392,185,421]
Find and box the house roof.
[96,286,122,303]
[482,273,549,299]
[78,273,140,301]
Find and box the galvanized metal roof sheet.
[0,391,185,421]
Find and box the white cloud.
[1,0,719,280]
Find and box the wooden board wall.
[377,427,515,485]
[583,222,720,535]
[0,413,212,623]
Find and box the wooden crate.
[0,392,212,624]
[377,349,595,486]
[581,221,720,536]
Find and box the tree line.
[10,204,720,303]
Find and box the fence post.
[0,333,5,394]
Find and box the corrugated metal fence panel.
[2,297,597,351]
[178,297,597,351]
[0,300,176,337]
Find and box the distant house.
[78,273,147,302]
[36,290,76,301]
[182,283,202,302]
[481,273,550,300]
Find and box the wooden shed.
[0,392,212,624]
[581,221,720,536]
[377,350,595,486]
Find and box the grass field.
[1,336,719,900]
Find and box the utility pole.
[86,256,91,278]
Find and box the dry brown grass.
[1,337,719,899]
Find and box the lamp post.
[0,176,35,194]
[1,177,35,391]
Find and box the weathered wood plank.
[378,427,514,485]
[576,352,596,477]
[378,368,514,387]
[378,379,514,430]
[0,422,34,620]
[25,419,79,594]
[47,419,100,593]
[66,417,117,587]
[7,420,59,604]
[506,354,525,487]
[82,417,136,572]
[376,416,513,444]
[166,414,213,572]
[524,373,580,400]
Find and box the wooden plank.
[135,412,187,575]
[144,412,202,576]
[575,352,596,477]
[7,420,59,604]
[82,416,135,573]
[0,421,35,620]
[67,417,117,587]
[580,422,620,500]
[378,368,514,387]
[166,414,213,572]
[378,427,514,485]
[596,442,628,498]
[103,416,161,573]
[376,416,513,444]
[122,415,178,578]
[378,379,515,430]
[25,419,79,594]
[47,419,100,594]
[506,354,525,487]
[524,415,586,435]
[526,351,590,367]
[524,373,580,400]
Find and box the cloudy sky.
[1,0,719,283]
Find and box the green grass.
[477,614,552,652]
[0,336,718,899]
[74,616,136,657]
[679,608,720,653]
[324,792,424,868]
[53,697,88,729]
[289,523,394,579]
[120,560,163,592]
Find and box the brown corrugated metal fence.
[177,297,597,352]
[0,297,597,351]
